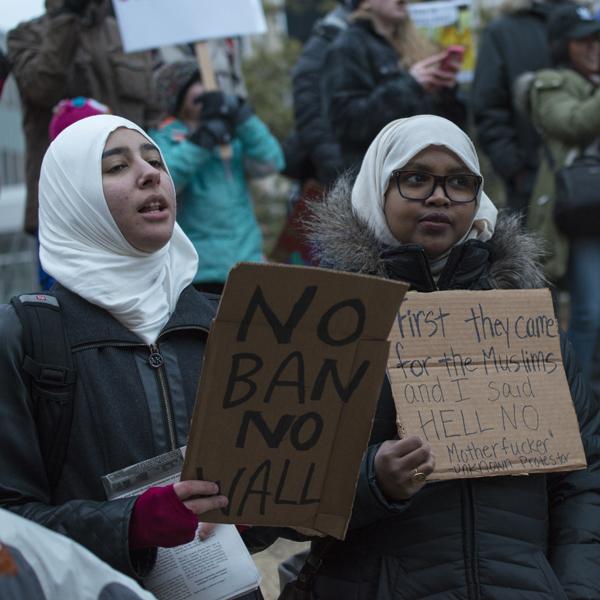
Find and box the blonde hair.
[352,6,439,68]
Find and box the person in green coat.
[151,60,285,294]
[528,4,600,377]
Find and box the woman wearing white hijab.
[0,115,232,579]
[266,115,600,599]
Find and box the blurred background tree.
[242,37,300,143]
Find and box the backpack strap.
[10,293,76,489]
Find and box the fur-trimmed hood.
[307,173,547,290]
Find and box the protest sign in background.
[111,0,267,53]
[409,0,476,83]
[182,263,408,539]
[387,289,586,480]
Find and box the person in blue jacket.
[152,59,285,294]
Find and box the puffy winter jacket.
[0,285,217,578]
[322,19,467,171]
[151,115,284,284]
[527,67,600,282]
[298,176,600,599]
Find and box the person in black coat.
[322,0,467,171]
[249,114,600,599]
[269,2,351,266]
[289,1,351,186]
[471,0,573,217]
[0,115,233,580]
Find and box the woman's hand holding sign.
[374,435,435,501]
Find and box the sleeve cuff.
[365,444,411,513]
[349,444,411,530]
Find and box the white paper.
[111,0,267,53]
[144,525,259,600]
[408,0,468,29]
[103,450,260,600]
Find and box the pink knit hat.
[49,97,111,141]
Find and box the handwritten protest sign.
[112,0,267,53]
[387,289,586,480]
[182,263,408,539]
[409,0,476,83]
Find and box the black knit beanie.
[154,59,201,117]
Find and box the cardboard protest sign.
[112,0,267,53]
[387,289,586,480]
[182,263,408,539]
[409,0,476,83]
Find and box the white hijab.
[351,115,498,254]
[38,114,198,345]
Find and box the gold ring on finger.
[411,469,427,483]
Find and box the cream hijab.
[352,115,498,257]
[38,114,198,345]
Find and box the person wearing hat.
[528,4,600,379]
[151,60,285,294]
[472,0,575,222]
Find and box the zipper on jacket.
[461,480,480,599]
[417,248,439,291]
[149,343,177,451]
[73,327,210,450]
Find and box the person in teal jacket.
[152,59,285,293]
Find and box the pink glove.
[129,484,198,550]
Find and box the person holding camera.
[151,60,284,294]
[528,5,600,378]
[7,0,161,237]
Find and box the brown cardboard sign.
[182,263,408,539]
[387,289,587,480]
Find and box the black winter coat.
[0,285,216,578]
[290,7,348,185]
[302,176,600,599]
[322,20,467,171]
[471,1,565,191]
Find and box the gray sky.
[0,0,45,32]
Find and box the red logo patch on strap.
[0,545,18,576]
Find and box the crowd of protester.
[0,0,599,598]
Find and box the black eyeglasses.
[391,170,482,204]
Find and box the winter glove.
[195,91,253,127]
[129,484,198,550]
[187,118,234,150]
